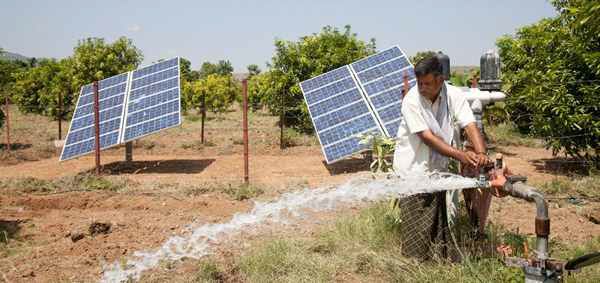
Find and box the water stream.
[100,171,478,282]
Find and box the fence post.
[279,92,285,149]
[242,79,249,184]
[201,93,206,144]
[4,95,10,152]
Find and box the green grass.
[538,174,600,201]
[0,174,130,193]
[223,184,264,201]
[191,201,600,282]
[486,122,542,148]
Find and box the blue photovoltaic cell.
[300,46,417,163]
[300,65,384,163]
[60,72,129,161]
[351,46,416,137]
[60,58,181,161]
[122,58,181,142]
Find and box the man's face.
[416,73,444,101]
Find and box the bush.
[497,0,600,161]
[258,25,376,132]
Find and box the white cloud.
[128,24,142,32]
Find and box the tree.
[71,37,143,89]
[198,60,233,78]
[11,58,68,116]
[186,74,240,113]
[497,0,600,161]
[247,64,261,78]
[409,50,437,66]
[179,58,200,112]
[261,25,376,132]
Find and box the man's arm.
[463,122,489,167]
[417,130,479,167]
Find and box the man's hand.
[459,151,479,167]
[489,167,510,197]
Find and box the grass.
[486,122,542,148]
[223,184,264,201]
[0,174,131,193]
[537,173,600,201]
[195,260,225,282]
[281,128,318,147]
[190,201,600,282]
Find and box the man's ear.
[436,75,445,85]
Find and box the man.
[393,56,497,261]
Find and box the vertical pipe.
[242,79,249,184]
[93,81,101,175]
[201,93,205,144]
[5,95,10,151]
[58,92,62,140]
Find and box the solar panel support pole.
[4,95,10,152]
[242,79,249,184]
[279,92,285,149]
[93,81,101,175]
[125,141,133,162]
[201,94,206,144]
[58,92,62,140]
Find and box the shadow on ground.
[532,157,597,176]
[0,219,24,241]
[323,157,371,175]
[92,159,216,175]
[0,143,32,151]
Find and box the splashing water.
[100,171,477,282]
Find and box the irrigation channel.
[101,171,479,282]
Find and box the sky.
[1,0,558,72]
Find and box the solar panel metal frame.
[299,45,416,164]
[59,57,181,162]
[59,74,130,161]
[300,65,385,164]
[120,57,182,143]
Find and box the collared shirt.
[393,82,475,177]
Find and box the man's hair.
[414,56,443,77]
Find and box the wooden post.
[93,81,101,175]
[4,95,10,151]
[201,93,205,144]
[125,141,133,162]
[242,79,249,184]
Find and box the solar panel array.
[60,58,181,161]
[300,46,415,163]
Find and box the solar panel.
[300,66,384,163]
[60,58,181,161]
[299,46,416,164]
[351,46,416,137]
[121,57,181,142]
[60,74,129,161]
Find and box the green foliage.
[497,0,600,160]
[410,50,438,66]
[10,37,142,119]
[195,260,224,282]
[184,74,240,113]
[179,57,200,112]
[359,133,396,173]
[247,64,261,78]
[223,183,264,201]
[260,25,376,132]
[199,60,233,78]
[11,58,74,117]
[486,122,541,147]
[71,37,143,85]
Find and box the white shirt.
[393,82,475,177]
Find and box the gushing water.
[100,171,477,282]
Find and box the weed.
[223,184,264,201]
[195,260,224,282]
[487,122,542,147]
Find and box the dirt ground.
[0,108,598,282]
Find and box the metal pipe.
[505,181,549,261]
[242,79,249,184]
[93,81,101,175]
[5,95,10,152]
